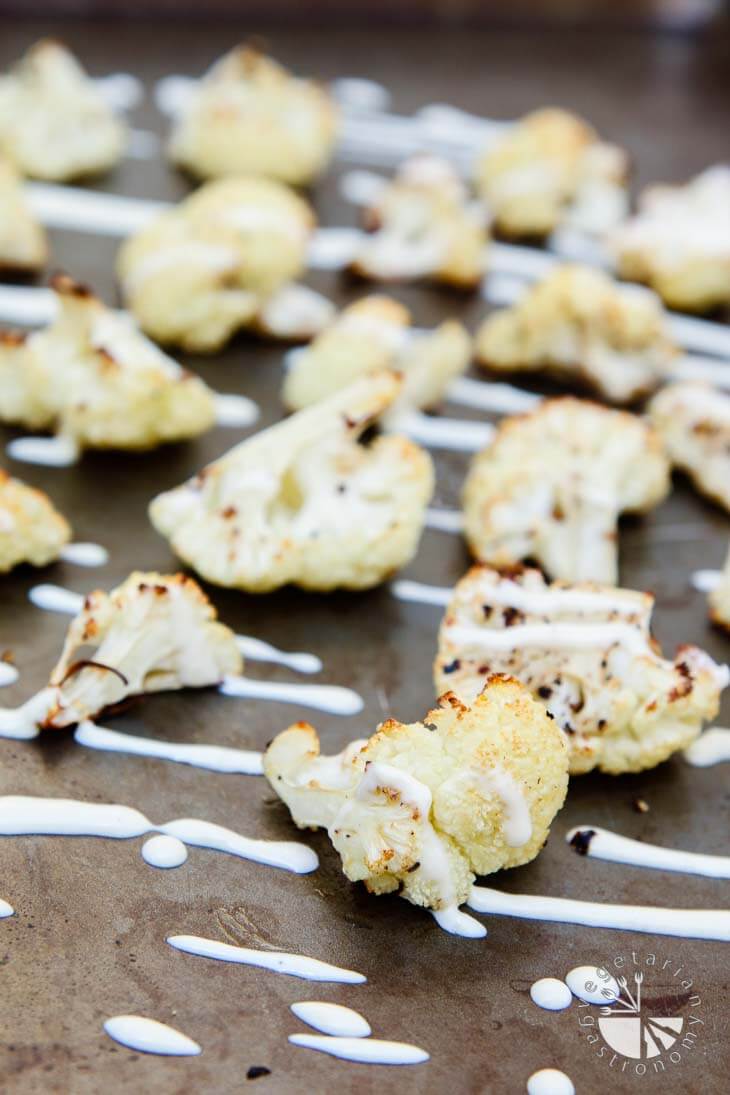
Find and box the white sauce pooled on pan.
[390,580,452,607]
[567,825,730,878]
[59,542,109,568]
[424,508,463,534]
[219,675,363,716]
[529,978,573,1011]
[447,376,542,415]
[684,727,730,767]
[432,906,487,939]
[0,898,14,918]
[167,934,365,983]
[28,584,84,614]
[388,409,495,453]
[691,569,722,593]
[526,1067,575,1095]
[288,1034,429,1065]
[564,965,620,1005]
[103,1015,201,1056]
[0,662,19,688]
[234,635,322,675]
[213,393,260,429]
[74,721,264,776]
[0,688,55,740]
[291,1001,371,1038]
[6,434,80,467]
[141,834,189,869]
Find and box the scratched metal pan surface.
[1,19,729,1095]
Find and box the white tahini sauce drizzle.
[103,1015,201,1057]
[0,796,317,874]
[529,978,573,1011]
[0,898,14,918]
[388,409,494,453]
[154,74,196,116]
[424,508,464,534]
[219,675,363,716]
[331,77,391,113]
[684,727,730,767]
[444,621,654,658]
[25,182,167,237]
[213,393,260,429]
[391,579,452,607]
[141,834,189,869]
[6,434,80,467]
[28,584,84,614]
[466,885,730,941]
[432,906,487,939]
[464,577,645,616]
[167,935,365,984]
[94,73,144,112]
[291,1002,371,1038]
[59,542,109,568]
[307,227,363,270]
[235,635,322,675]
[0,688,55,740]
[0,284,56,326]
[288,1034,429,1066]
[564,965,619,1005]
[339,168,387,206]
[447,376,542,415]
[526,1067,575,1095]
[691,568,722,593]
[74,721,264,776]
[0,662,19,688]
[567,824,730,879]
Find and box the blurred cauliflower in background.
[709,548,730,632]
[0,157,47,273]
[649,381,730,514]
[0,469,70,573]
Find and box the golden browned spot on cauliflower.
[475,265,676,404]
[709,548,730,633]
[649,381,730,514]
[168,45,337,186]
[150,371,434,593]
[34,571,242,730]
[476,108,628,240]
[282,295,471,417]
[0,275,216,452]
[0,469,70,573]
[351,156,488,289]
[0,39,126,181]
[117,176,332,353]
[0,157,47,273]
[264,676,568,914]
[462,397,670,584]
[610,166,730,313]
[435,564,728,775]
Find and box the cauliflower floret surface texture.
[709,548,730,632]
[649,382,730,514]
[435,565,728,775]
[0,470,70,573]
[462,397,670,584]
[264,676,569,914]
[0,158,47,273]
[150,371,434,593]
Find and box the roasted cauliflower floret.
[150,371,434,593]
[610,166,730,313]
[436,565,728,776]
[168,45,337,185]
[117,176,332,353]
[709,548,730,632]
[648,382,730,513]
[476,108,628,239]
[25,572,241,730]
[0,469,70,572]
[475,265,676,403]
[265,677,569,914]
[0,275,216,453]
[351,156,488,289]
[282,295,471,416]
[0,158,47,273]
[463,397,670,584]
[0,39,126,181]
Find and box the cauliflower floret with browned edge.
[117,176,333,353]
[476,108,628,239]
[168,45,338,186]
[351,156,488,289]
[16,572,242,731]
[436,565,728,776]
[709,548,730,632]
[265,676,568,915]
[0,275,216,453]
[463,397,670,584]
[610,166,730,313]
[649,381,730,514]
[0,157,47,273]
[0,469,70,573]
[282,295,471,416]
[0,39,126,181]
[476,265,676,403]
[150,371,434,593]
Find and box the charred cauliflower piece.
[29,572,241,730]
[436,565,728,775]
[168,45,337,186]
[475,265,676,403]
[476,108,628,239]
[282,295,471,416]
[0,275,216,452]
[462,397,670,584]
[150,371,433,593]
[648,382,730,514]
[0,39,125,181]
[265,677,568,915]
[0,158,47,273]
[117,177,332,353]
[611,166,730,313]
[709,548,730,632]
[0,469,70,572]
[351,156,488,289]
